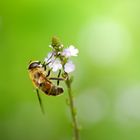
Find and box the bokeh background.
[1,0,140,140]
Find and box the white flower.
[62,45,79,58]
[48,58,62,72]
[64,60,75,73]
[44,52,55,63]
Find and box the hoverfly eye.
[28,61,41,70]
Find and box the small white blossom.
[62,45,79,58]
[44,52,55,63]
[64,61,75,73]
[49,58,62,72]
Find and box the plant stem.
[66,78,79,140]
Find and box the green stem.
[66,78,79,140]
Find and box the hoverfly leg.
[57,70,61,86]
[42,62,47,71]
[49,70,66,82]
[36,89,45,115]
[46,52,54,63]
[49,77,64,81]
[46,70,51,77]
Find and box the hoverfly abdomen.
[45,86,63,96]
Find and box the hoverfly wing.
[36,89,45,114]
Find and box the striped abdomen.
[29,68,64,96]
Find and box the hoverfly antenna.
[29,60,32,64]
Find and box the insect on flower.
[28,61,64,96]
[28,60,65,114]
[28,36,79,114]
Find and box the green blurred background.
[1,0,140,140]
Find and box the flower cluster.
[44,37,79,74]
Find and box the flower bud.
[51,36,63,51]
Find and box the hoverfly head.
[28,61,41,70]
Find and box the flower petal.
[69,45,79,56]
[44,52,55,63]
[64,61,75,73]
[62,48,71,58]
[62,45,79,58]
[48,58,62,72]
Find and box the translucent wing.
[36,89,45,114]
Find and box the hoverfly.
[28,60,65,114]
